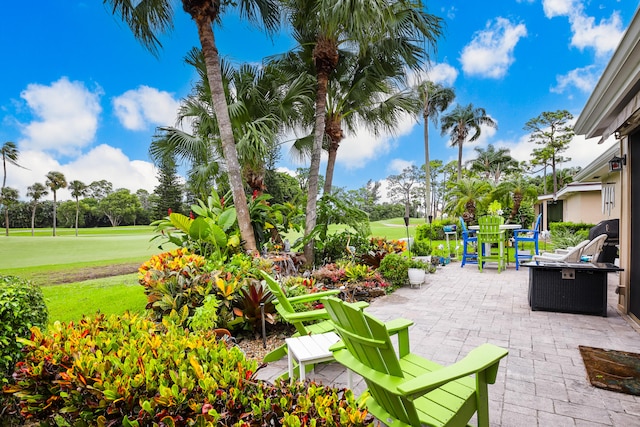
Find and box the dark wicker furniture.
[522,262,622,317]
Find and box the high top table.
[468,224,521,266]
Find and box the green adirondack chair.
[323,297,508,427]
[259,271,368,363]
[477,215,507,273]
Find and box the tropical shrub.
[150,189,241,259]
[357,237,406,268]
[313,263,347,286]
[411,239,432,256]
[0,276,48,379]
[138,248,215,322]
[378,253,411,287]
[415,219,456,241]
[5,312,371,426]
[0,275,48,424]
[234,279,276,336]
[316,230,370,264]
[188,294,221,332]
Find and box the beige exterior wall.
[562,192,603,224]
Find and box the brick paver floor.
[256,261,640,426]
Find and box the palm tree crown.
[105,0,282,253]
[45,171,67,237]
[440,103,498,182]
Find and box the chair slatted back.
[261,272,320,336]
[478,215,504,244]
[581,234,608,260]
[323,297,421,425]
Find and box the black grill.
[588,219,619,263]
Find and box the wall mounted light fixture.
[609,154,626,172]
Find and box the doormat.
[579,345,640,396]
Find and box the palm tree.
[151,50,312,200]
[27,183,48,236]
[440,103,498,181]
[495,174,538,222]
[68,180,88,236]
[416,81,454,220]
[283,0,443,262]
[444,178,492,223]
[1,141,28,189]
[45,171,67,236]
[1,187,19,236]
[319,48,422,195]
[105,0,282,254]
[468,144,518,184]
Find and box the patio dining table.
[469,224,521,265]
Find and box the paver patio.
[257,262,640,426]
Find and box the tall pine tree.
[152,155,184,220]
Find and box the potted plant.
[433,245,450,266]
[407,258,430,288]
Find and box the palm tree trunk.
[323,143,338,195]
[194,17,257,253]
[75,199,79,237]
[31,206,36,236]
[52,192,57,237]
[305,72,330,265]
[423,97,431,221]
[5,208,8,236]
[457,139,463,181]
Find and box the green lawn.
[1,220,440,324]
[0,226,168,276]
[41,274,146,323]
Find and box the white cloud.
[542,0,625,56]
[113,86,180,131]
[551,65,600,93]
[542,0,576,18]
[460,18,527,79]
[486,117,617,174]
[388,159,415,175]
[6,145,159,201]
[336,113,416,169]
[570,11,624,57]
[18,77,102,156]
[426,63,459,87]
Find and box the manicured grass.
[0,226,169,276]
[41,274,146,324]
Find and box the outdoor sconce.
[609,154,626,172]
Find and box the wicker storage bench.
[522,262,622,317]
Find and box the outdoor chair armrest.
[513,228,536,236]
[398,343,508,399]
[285,289,341,304]
[276,305,331,322]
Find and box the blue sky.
[1,0,637,201]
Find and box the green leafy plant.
[0,275,48,424]
[411,240,432,256]
[188,294,221,332]
[344,263,371,282]
[4,312,371,426]
[138,248,215,321]
[377,253,411,287]
[150,189,241,259]
[357,237,406,268]
[233,279,276,336]
[0,276,48,379]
